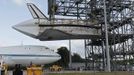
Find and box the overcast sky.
[0,0,85,57]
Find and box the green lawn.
[47,71,134,75]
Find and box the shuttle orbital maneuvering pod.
[0,45,61,66]
[12,3,102,41]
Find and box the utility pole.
[69,40,72,68]
[103,0,111,72]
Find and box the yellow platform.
[27,67,43,75]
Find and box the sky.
[0,0,85,57]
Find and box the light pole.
[69,40,72,68]
[103,0,111,72]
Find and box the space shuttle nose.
[12,25,19,31]
[12,23,26,34]
[12,24,26,34]
[12,19,38,38]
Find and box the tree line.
[47,46,84,68]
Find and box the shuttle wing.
[27,3,48,20]
[37,29,101,41]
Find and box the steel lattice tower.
[48,0,134,71]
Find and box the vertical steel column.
[84,40,88,69]
[103,0,111,72]
[69,40,72,68]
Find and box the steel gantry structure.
[48,0,134,71]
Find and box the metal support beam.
[69,40,72,68]
[103,0,111,72]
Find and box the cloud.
[13,0,22,5]
[12,0,33,6]
[0,0,8,5]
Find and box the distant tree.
[56,47,70,67]
[51,47,84,68]
[72,53,84,62]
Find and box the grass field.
[47,71,134,75]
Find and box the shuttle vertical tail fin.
[27,3,48,20]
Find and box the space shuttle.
[0,45,61,65]
[12,3,134,46]
[12,3,101,41]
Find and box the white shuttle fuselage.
[12,3,134,41]
[0,45,61,65]
[12,3,101,41]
